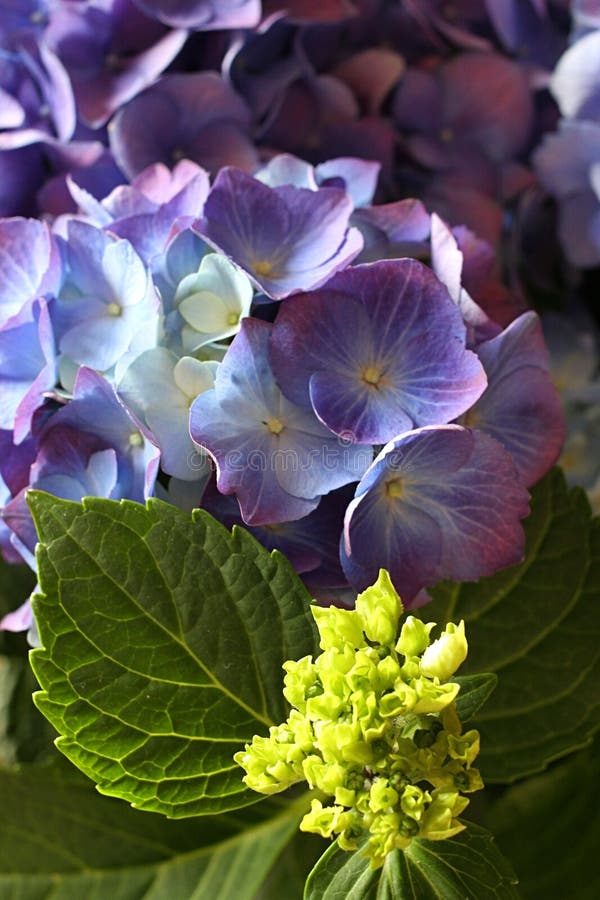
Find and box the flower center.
[440,127,454,143]
[362,365,384,388]
[129,432,143,448]
[106,302,122,317]
[263,416,284,435]
[385,477,404,500]
[227,312,239,326]
[253,259,274,277]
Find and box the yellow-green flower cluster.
[234,570,483,869]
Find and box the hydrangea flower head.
[235,570,483,870]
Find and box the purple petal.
[131,0,261,29]
[195,167,363,299]
[270,259,487,443]
[551,30,600,121]
[341,425,530,604]
[190,318,370,524]
[466,312,566,487]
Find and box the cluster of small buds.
[234,570,483,869]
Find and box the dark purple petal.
[46,0,187,127]
[341,425,530,603]
[195,167,363,299]
[110,73,257,179]
[466,312,566,487]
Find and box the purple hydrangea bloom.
[270,259,486,444]
[341,425,530,603]
[256,153,381,207]
[53,221,159,372]
[351,198,431,263]
[190,317,372,525]
[109,72,259,180]
[534,119,600,267]
[392,53,533,171]
[131,0,261,29]
[2,426,121,559]
[429,213,501,345]
[40,366,160,501]
[200,476,351,589]
[0,218,61,326]
[69,159,210,265]
[0,298,56,443]
[485,0,567,73]
[0,38,75,151]
[118,348,217,480]
[45,0,187,128]
[464,312,567,487]
[195,167,363,299]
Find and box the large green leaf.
[0,764,306,899]
[422,469,600,782]
[304,823,519,899]
[485,739,600,899]
[28,493,318,817]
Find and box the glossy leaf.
[423,469,600,782]
[486,739,600,900]
[304,823,519,899]
[0,764,306,899]
[28,492,318,816]
[454,673,498,722]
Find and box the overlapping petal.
[341,425,530,603]
[195,167,363,299]
[190,317,371,524]
[270,259,487,443]
[465,312,567,487]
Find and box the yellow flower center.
[385,478,404,500]
[440,127,455,143]
[362,365,384,388]
[253,259,274,276]
[106,302,122,317]
[264,417,284,435]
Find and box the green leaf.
[485,739,600,900]
[454,673,497,723]
[0,764,307,899]
[303,823,519,899]
[255,830,325,900]
[422,468,600,782]
[28,492,318,817]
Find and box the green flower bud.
[369,778,399,812]
[303,755,346,794]
[234,573,485,872]
[400,784,430,821]
[412,677,460,713]
[447,729,480,766]
[300,799,344,838]
[312,605,365,651]
[282,655,315,710]
[420,621,468,681]
[396,616,435,657]
[355,569,403,645]
[335,785,357,807]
